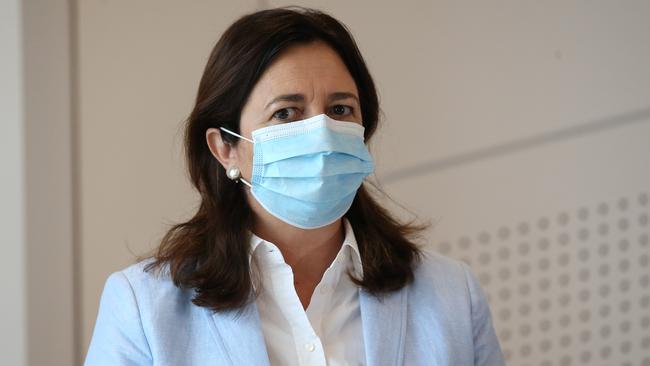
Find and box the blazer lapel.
[360,286,409,366]
[205,300,270,366]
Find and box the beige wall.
[76,0,260,357]
[23,0,76,364]
[5,0,649,364]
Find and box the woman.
[85,7,504,366]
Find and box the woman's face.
[216,40,362,183]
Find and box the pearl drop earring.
[227,167,241,180]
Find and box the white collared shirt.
[249,218,365,366]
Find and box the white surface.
[0,0,27,364]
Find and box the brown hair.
[145,6,427,312]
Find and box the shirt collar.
[248,218,363,279]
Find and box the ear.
[206,128,238,170]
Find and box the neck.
[253,216,344,270]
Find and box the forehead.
[249,41,358,101]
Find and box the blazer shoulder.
[119,257,170,284]
[112,258,195,309]
[410,247,485,311]
[414,247,471,285]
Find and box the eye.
[272,107,301,122]
[329,104,354,117]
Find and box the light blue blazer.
[85,250,505,365]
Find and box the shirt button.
[304,343,315,352]
[319,285,329,294]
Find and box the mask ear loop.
[238,177,252,188]
[219,127,254,143]
[219,126,253,188]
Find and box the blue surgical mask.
[220,113,375,229]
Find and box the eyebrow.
[265,94,304,110]
[328,92,359,104]
[264,92,359,110]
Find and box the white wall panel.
[387,114,650,365]
[0,0,27,364]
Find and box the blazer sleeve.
[84,271,153,366]
[460,262,506,366]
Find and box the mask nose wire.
[219,126,254,188]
